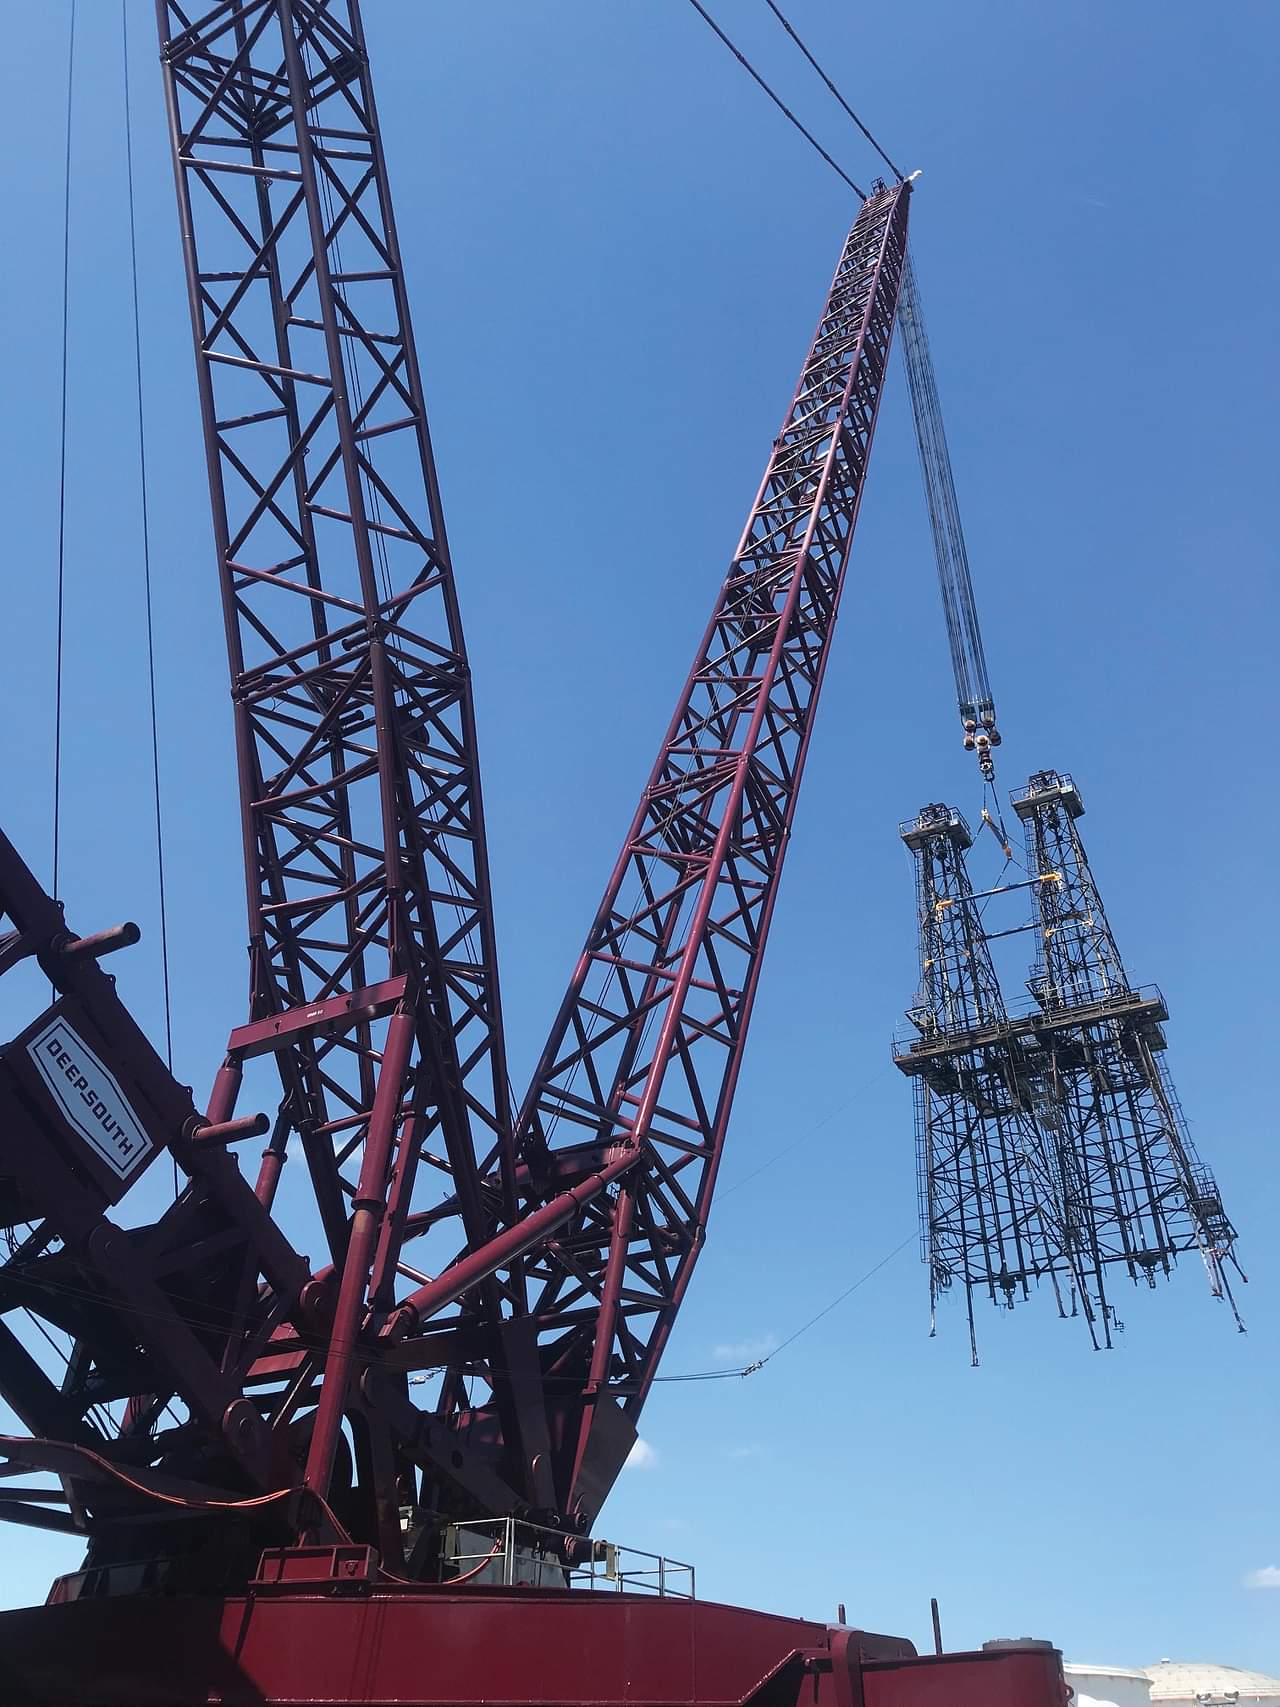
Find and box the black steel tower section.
[895,775,1244,1354]
[893,804,1079,1362]
[1013,772,1244,1328]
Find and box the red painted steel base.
[0,1585,1067,1707]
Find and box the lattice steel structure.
[504,179,910,1488]
[1013,772,1243,1331]
[895,805,1082,1362]
[155,0,524,1563]
[896,775,1243,1354]
[0,7,1094,1700]
[0,0,915,1596]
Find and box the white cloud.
[711,1332,778,1366]
[727,1443,766,1461]
[623,1437,659,1472]
[1243,1565,1280,1589]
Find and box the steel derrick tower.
[1012,772,1243,1335]
[896,774,1243,1352]
[895,804,1082,1362]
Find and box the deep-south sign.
[26,1015,154,1180]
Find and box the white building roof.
[1068,1668,1152,1682]
[1145,1662,1280,1701]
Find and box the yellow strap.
[980,806,1013,859]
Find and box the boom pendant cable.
[53,0,78,905]
[123,5,177,1195]
[746,5,1008,781]
[682,0,867,197]
[121,4,173,1070]
[760,0,903,181]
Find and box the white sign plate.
[26,1015,154,1181]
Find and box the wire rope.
[4,1215,914,1393]
[0,1434,350,1539]
[720,1063,892,1197]
[52,0,78,906]
[121,6,176,1166]
[681,0,867,197]
[653,1231,915,1380]
[760,0,903,180]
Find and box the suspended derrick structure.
[889,193,1240,1357]
[895,773,1243,1358]
[898,804,1078,1365]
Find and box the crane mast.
[507,179,911,1519]
[156,0,518,1546]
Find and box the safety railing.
[892,982,1167,1058]
[444,1516,695,1598]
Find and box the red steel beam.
[155,0,523,1528]
[504,179,913,1520]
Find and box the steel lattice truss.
[1012,773,1242,1340]
[895,773,1243,1356]
[897,805,1074,1363]
[503,181,911,1502]
[158,0,514,1210]
[154,0,527,1544]
[0,0,917,1587]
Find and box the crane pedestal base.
[0,1585,1065,1707]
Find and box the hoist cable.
[897,246,993,714]
[52,0,78,905]
[754,1232,915,1364]
[121,4,174,1094]
[649,1232,915,1382]
[896,244,1004,779]
[681,0,867,198]
[720,1062,892,1197]
[0,1434,350,1540]
[760,0,903,181]
[122,5,177,1198]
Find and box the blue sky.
[1,0,1277,1671]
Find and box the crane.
[0,5,1068,1703]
